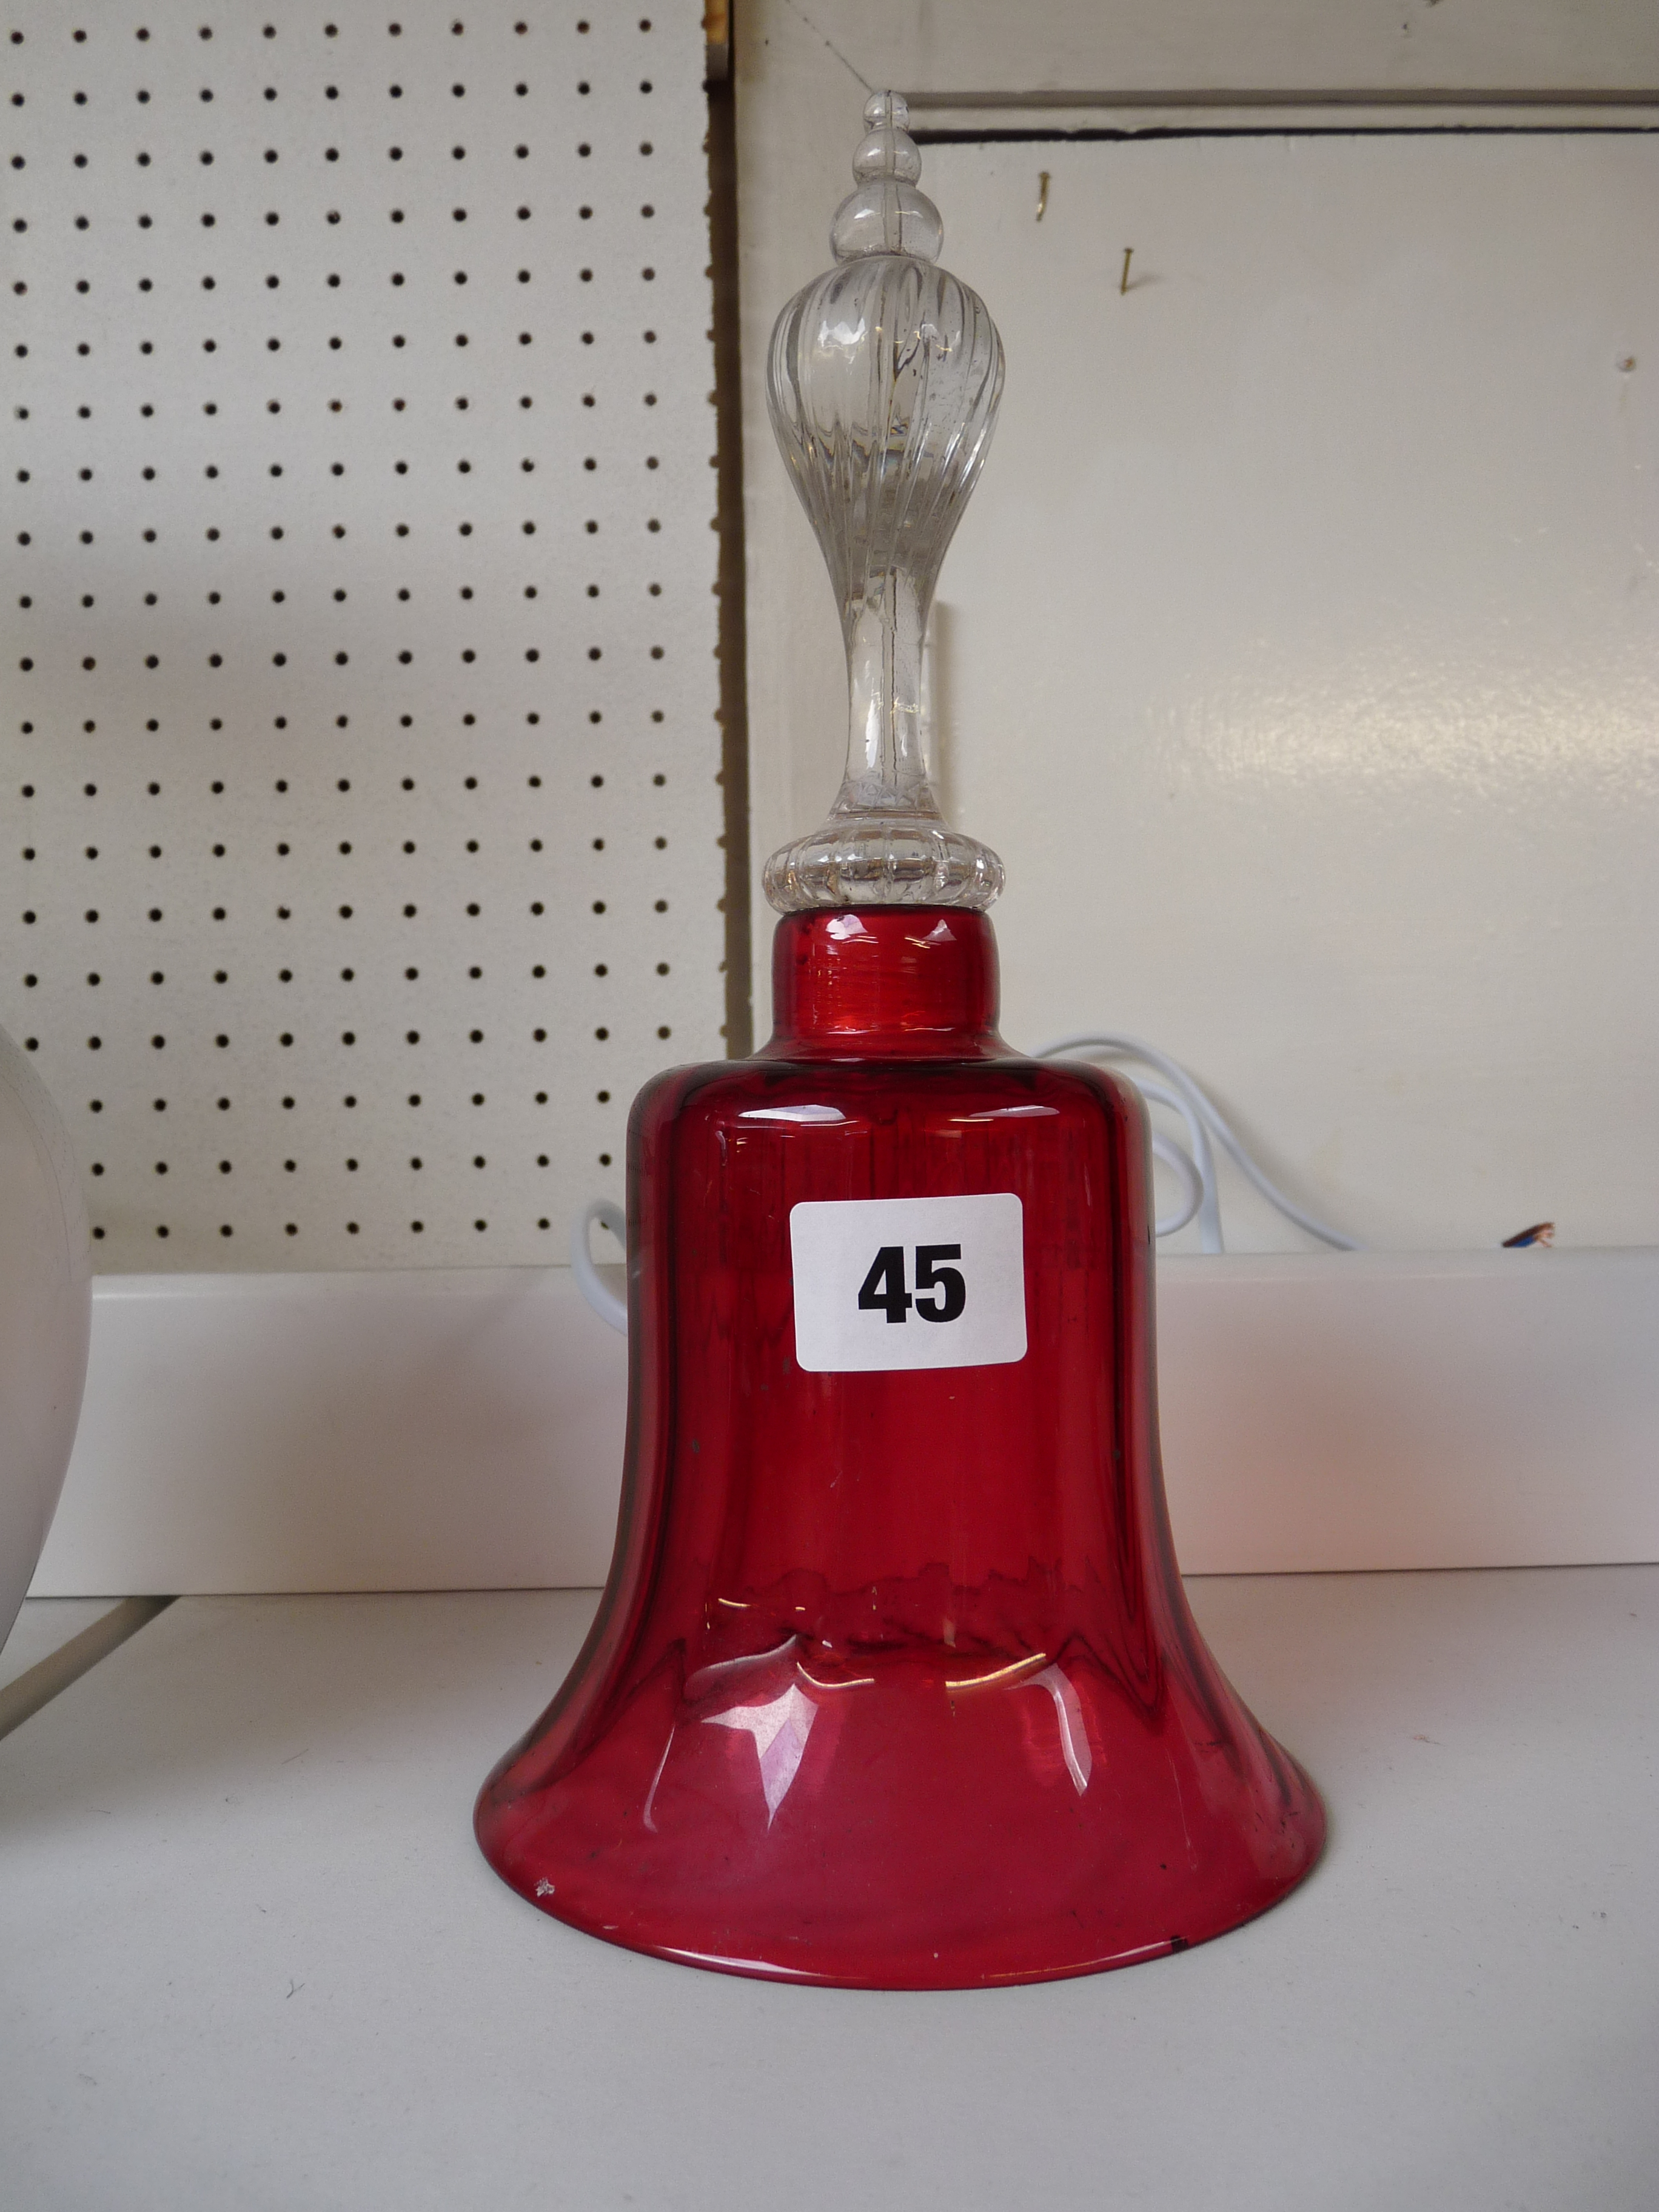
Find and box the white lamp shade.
[0,1029,92,1653]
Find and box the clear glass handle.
[763,93,1006,913]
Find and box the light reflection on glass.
[1030,1663,1093,1795]
[738,1104,849,1125]
[796,1663,875,1692]
[945,1651,1049,1693]
[642,1729,675,1834]
[950,1105,1059,1123]
[704,1684,818,1825]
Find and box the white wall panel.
[928,134,1659,1252]
[1,1,725,1272]
[736,0,1659,107]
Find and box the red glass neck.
[763,907,1005,1059]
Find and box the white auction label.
[789,1193,1027,1374]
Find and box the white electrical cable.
[572,1197,628,1335]
[571,1036,1362,1332]
[1032,1033,1363,1255]
[1134,1076,1213,1242]
[1145,1118,1203,1236]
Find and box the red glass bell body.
[476,910,1325,1986]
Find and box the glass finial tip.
[830,90,942,264]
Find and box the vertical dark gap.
[706,38,753,1057]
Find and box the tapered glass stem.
[841,572,934,816]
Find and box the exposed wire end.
[1501,1221,1555,1248]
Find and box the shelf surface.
[2,1569,1655,2210]
[0,1601,122,1695]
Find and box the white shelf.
[30,1250,1659,1595]
[2,1568,1654,2208]
[0,1600,121,1695]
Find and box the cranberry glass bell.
[477,95,1324,1986]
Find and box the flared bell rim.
[474,1744,1326,1992]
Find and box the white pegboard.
[1,0,725,1272]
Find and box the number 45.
[857,1244,967,1326]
